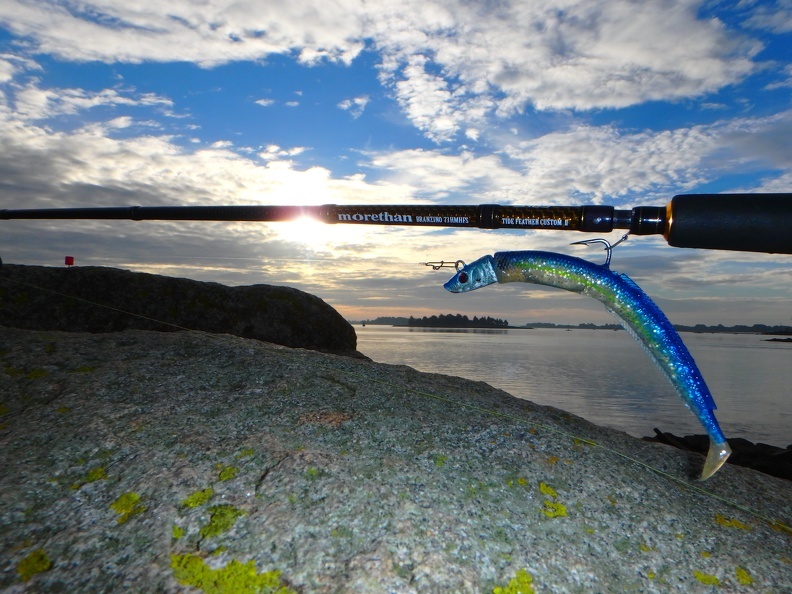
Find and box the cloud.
[0,0,767,142]
[743,0,792,33]
[9,83,173,121]
[254,98,275,107]
[0,0,366,66]
[338,95,369,118]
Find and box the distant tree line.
[407,314,509,328]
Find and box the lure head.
[444,255,498,292]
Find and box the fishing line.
[1,273,789,534]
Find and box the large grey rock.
[0,264,358,355]
[0,328,790,593]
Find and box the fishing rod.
[2,193,791,254]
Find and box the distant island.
[353,315,792,335]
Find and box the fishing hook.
[570,233,629,267]
[423,260,466,271]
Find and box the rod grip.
[667,194,792,254]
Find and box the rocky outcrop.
[0,264,358,355]
[1,328,790,592]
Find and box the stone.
[0,264,358,355]
[1,327,790,592]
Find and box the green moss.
[25,368,49,379]
[170,553,295,594]
[431,453,448,467]
[110,492,146,524]
[304,466,319,480]
[493,568,535,594]
[17,548,52,582]
[182,487,214,508]
[200,505,246,539]
[44,343,57,354]
[72,365,97,373]
[236,448,255,459]
[218,466,239,481]
[3,365,24,377]
[173,525,185,539]
[693,570,720,586]
[0,403,9,416]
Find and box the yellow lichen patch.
[700,551,711,558]
[538,482,557,498]
[493,568,535,594]
[172,525,185,539]
[769,520,792,535]
[714,513,751,530]
[170,553,296,594]
[182,487,214,508]
[545,456,559,466]
[541,501,567,518]
[693,570,720,586]
[110,492,146,524]
[735,566,753,585]
[17,548,52,582]
[538,481,566,518]
[297,411,353,428]
[235,448,255,459]
[71,465,108,490]
[218,466,239,481]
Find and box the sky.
[0,0,790,327]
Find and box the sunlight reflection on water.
[355,326,791,447]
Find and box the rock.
[1,328,790,593]
[0,264,358,355]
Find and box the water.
[355,326,791,447]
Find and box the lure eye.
[458,271,469,284]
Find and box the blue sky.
[0,0,790,326]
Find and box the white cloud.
[10,83,173,121]
[372,0,761,137]
[743,0,792,33]
[338,95,369,118]
[255,98,275,107]
[258,144,308,161]
[0,0,766,142]
[0,0,366,66]
[365,110,792,204]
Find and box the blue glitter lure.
[444,249,731,480]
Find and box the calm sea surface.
[355,325,791,447]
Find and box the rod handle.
[666,194,792,254]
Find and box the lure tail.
[702,439,732,481]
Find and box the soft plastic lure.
[443,248,731,480]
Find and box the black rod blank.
[2,193,791,254]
